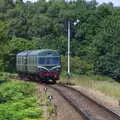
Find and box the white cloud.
[86,0,120,6]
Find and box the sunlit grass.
[95,81,120,99]
[59,74,120,99]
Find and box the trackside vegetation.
[0,77,45,120]
[60,74,120,99]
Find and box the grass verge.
[59,74,120,100]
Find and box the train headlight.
[56,68,59,71]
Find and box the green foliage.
[61,55,93,75]
[0,0,120,80]
[1,37,37,72]
[0,21,8,41]
[0,79,44,120]
[0,81,35,103]
[92,8,120,79]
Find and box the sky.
[87,0,120,6]
[23,0,120,6]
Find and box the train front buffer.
[37,66,61,81]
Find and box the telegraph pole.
[65,0,79,79]
[68,20,71,78]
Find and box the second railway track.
[47,84,120,120]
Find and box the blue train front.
[16,49,61,83]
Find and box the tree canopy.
[0,0,120,80]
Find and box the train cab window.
[48,57,60,64]
[39,57,45,64]
[38,57,60,65]
[54,57,60,64]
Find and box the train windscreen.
[38,57,60,65]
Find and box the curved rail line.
[7,75,120,120]
[48,84,120,120]
[47,84,90,120]
[63,85,120,119]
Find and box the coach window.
[32,56,33,64]
[17,57,18,64]
[29,56,30,64]
[34,56,36,64]
[33,56,34,64]
[22,57,24,64]
[18,58,19,64]
[29,56,31,64]
[31,56,33,64]
[21,57,22,64]
[34,56,35,64]
[28,56,29,64]
[20,56,21,64]
[29,57,31,64]
[22,57,23,64]
[33,56,35,64]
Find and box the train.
[16,49,61,83]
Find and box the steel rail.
[49,85,94,120]
[7,75,120,120]
[57,84,120,120]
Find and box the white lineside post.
[68,20,71,78]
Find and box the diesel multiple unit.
[16,49,61,82]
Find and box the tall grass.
[60,74,120,99]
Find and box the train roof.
[17,50,30,56]
[17,49,59,56]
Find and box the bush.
[61,55,93,75]
[0,79,43,120]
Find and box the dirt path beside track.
[38,84,84,120]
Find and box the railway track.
[6,75,120,120]
[46,84,120,120]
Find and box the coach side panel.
[16,56,27,72]
[27,55,37,73]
